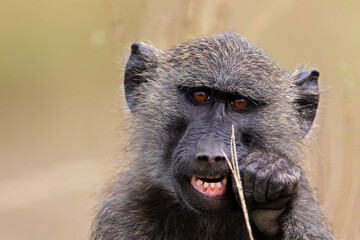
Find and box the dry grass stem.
[222,125,254,240]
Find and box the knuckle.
[245,163,259,175]
[271,172,287,185]
[290,166,301,179]
[272,166,300,185]
[256,168,269,180]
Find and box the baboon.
[91,32,334,240]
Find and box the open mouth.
[176,173,234,214]
[190,175,227,197]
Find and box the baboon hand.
[233,151,301,237]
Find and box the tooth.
[196,179,203,187]
[192,176,196,182]
[210,183,215,191]
[222,178,227,185]
[203,182,209,191]
[216,182,222,189]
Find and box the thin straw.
[222,125,254,240]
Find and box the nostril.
[196,155,225,163]
[197,155,209,162]
[215,156,225,162]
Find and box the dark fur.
[91,33,334,240]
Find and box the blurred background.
[1,0,359,239]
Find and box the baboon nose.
[196,138,227,164]
[196,154,226,163]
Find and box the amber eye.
[192,91,209,102]
[232,98,248,109]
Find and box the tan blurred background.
[1,0,359,239]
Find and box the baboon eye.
[232,98,248,109]
[192,91,209,102]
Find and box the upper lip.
[195,174,222,179]
[194,175,224,183]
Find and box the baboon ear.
[294,69,320,137]
[124,42,157,111]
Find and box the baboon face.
[124,33,319,214]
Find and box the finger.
[266,173,284,201]
[280,179,300,197]
[253,168,271,204]
[243,161,260,193]
[244,190,254,207]
[279,166,301,197]
[239,152,263,188]
[266,165,301,200]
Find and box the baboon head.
[124,32,319,214]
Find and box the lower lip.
[190,177,227,197]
